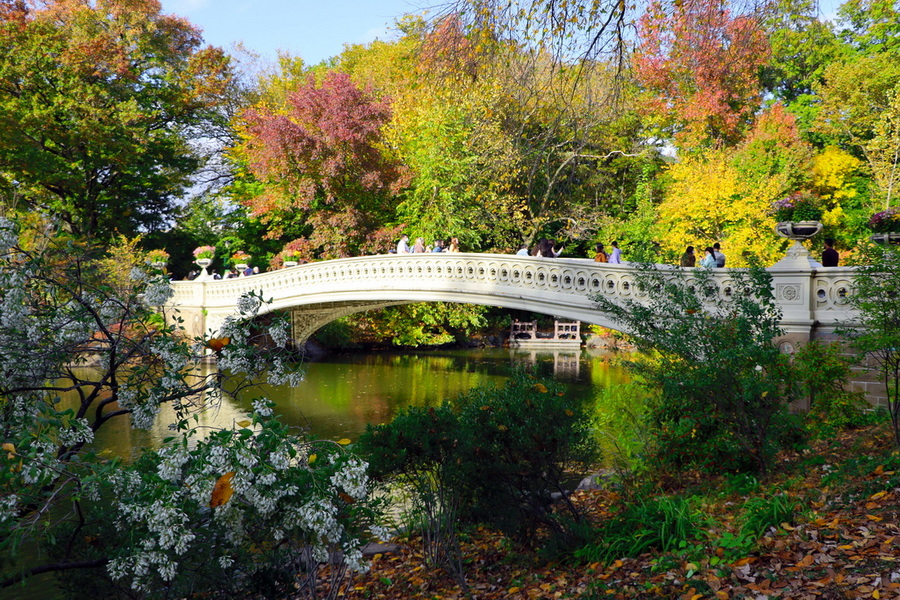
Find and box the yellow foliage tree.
[656,150,792,266]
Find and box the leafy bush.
[454,370,600,541]
[593,265,805,475]
[358,369,601,558]
[792,340,870,434]
[358,403,469,580]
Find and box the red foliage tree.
[634,0,770,149]
[241,72,409,258]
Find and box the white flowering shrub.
[0,222,379,599]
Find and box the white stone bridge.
[168,252,858,352]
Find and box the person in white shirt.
[608,241,622,264]
[516,243,530,256]
[397,234,411,254]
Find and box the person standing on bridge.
[700,246,717,268]
[822,238,839,267]
[536,238,563,257]
[447,237,460,252]
[713,242,726,267]
[397,234,411,254]
[680,246,696,267]
[608,241,622,264]
[412,237,426,253]
[593,243,608,263]
[516,243,530,256]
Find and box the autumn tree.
[634,0,770,149]
[654,103,813,265]
[238,71,408,259]
[0,0,233,241]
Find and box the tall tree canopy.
[0,0,233,241]
[239,71,408,259]
[635,0,770,149]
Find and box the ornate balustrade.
[167,253,859,344]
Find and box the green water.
[91,347,630,452]
[10,347,630,600]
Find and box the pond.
[91,347,632,455]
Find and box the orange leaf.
[795,554,815,567]
[210,471,235,508]
[207,337,231,352]
[867,514,883,521]
[533,383,548,393]
[508,587,521,594]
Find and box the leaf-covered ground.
[331,424,900,599]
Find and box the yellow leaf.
[236,420,251,428]
[874,590,880,599]
[2,442,14,459]
[210,471,235,508]
[866,514,883,521]
[870,490,888,500]
[533,383,548,393]
[308,453,317,464]
[337,438,352,446]
[508,587,521,594]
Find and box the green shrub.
[792,341,870,434]
[358,369,601,555]
[593,265,806,475]
[454,370,600,541]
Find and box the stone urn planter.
[870,232,900,245]
[283,260,299,268]
[235,263,249,272]
[775,220,823,240]
[772,221,824,269]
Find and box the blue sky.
[160,0,430,65]
[160,0,846,67]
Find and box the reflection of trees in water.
[85,350,631,452]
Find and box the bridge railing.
[167,253,859,339]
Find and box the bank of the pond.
[342,421,900,600]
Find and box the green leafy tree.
[593,265,801,475]
[0,0,233,241]
[760,0,846,135]
[815,54,900,209]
